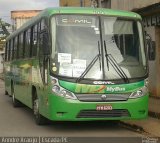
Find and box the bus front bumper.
[47,95,148,121]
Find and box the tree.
[0,18,10,37]
[0,18,10,50]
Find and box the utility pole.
[80,0,83,7]
[91,0,98,8]
[98,0,102,8]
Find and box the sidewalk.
[0,73,4,80]
[122,117,160,137]
[122,97,160,137]
[148,96,160,119]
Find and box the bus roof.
[7,7,142,40]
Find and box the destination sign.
[56,15,95,26]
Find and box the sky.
[0,0,59,23]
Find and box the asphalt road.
[0,79,144,137]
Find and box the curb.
[120,121,145,133]
[148,111,160,119]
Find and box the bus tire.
[33,93,48,125]
[5,90,9,96]
[12,86,22,107]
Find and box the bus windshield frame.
[50,14,147,83]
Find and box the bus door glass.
[39,19,49,84]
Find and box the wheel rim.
[34,99,39,117]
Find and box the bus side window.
[30,27,33,57]
[19,33,24,59]
[5,42,8,61]
[10,39,13,60]
[37,22,41,55]
[14,37,18,59]
[38,22,41,33]
[39,19,49,84]
[12,38,15,60]
[32,24,38,57]
[39,19,47,56]
[25,29,31,58]
[23,31,26,58]
[8,40,11,61]
[41,19,46,31]
[17,35,20,59]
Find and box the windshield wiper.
[104,40,129,83]
[98,41,101,71]
[104,40,110,71]
[76,41,101,83]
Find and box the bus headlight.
[52,85,60,93]
[129,86,148,99]
[52,85,77,100]
[60,90,77,100]
[51,77,77,100]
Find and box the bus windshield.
[51,15,147,81]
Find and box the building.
[111,0,160,11]
[11,10,41,31]
[134,3,160,98]
[60,0,159,10]
[60,0,90,7]
[60,0,111,8]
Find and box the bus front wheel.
[12,85,22,107]
[33,94,48,125]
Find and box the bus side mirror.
[145,31,156,61]
[42,32,50,55]
[148,40,156,61]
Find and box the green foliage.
[0,18,10,37]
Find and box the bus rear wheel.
[33,95,48,125]
[5,90,8,95]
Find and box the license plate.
[96,105,112,111]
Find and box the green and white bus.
[4,7,149,124]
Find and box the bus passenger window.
[41,19,46,31]
[12,39,15,60]
[14,37,18,59]
[32,24,38,57]
[8,40,11,61]
[10,39,13,60]
[25,29,31,58]
[18,33,24,59]
[23,31,26,58]
[5,42,8,61]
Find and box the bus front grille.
[77,109,130,118]
[76,94,130,102]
